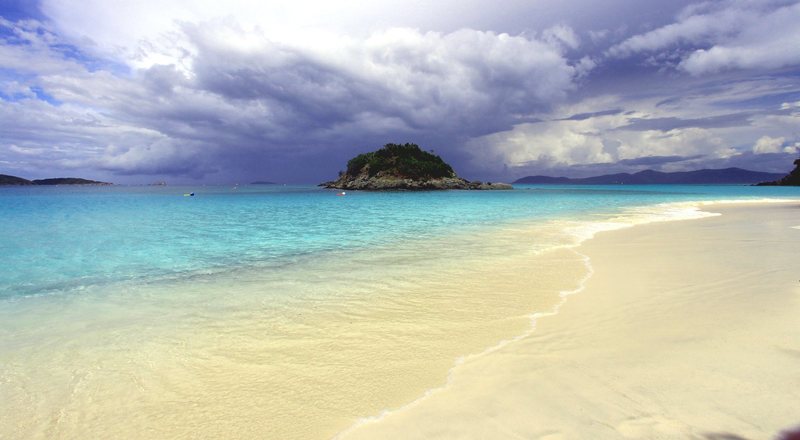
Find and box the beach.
[1,188,799,439]
[5,0,800,437]
[341,202,800,439]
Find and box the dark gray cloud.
[1,1,800,184]
[713,88,800,110]
[617,155,702,166]
[560,109,624,121]
[1,16,584,182]
[618,113,754,131]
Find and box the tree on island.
[344,143,455,180]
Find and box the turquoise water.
[0,184,797,300]
[1,183,798,439]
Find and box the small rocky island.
[756,158,800,186]
[321,143,512,190]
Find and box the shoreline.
[333,199,728,438]
[339,199,800,439]
[333,248,596,440]
[2,197,798,439]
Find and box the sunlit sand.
[342,202,800,439]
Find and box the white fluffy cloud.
[607,6,751,58]
[38,0,590,70]
[465,83,800,178]
[609,1,800,74]
[681,2,800,74]
[0,17,86,74]
[473,117,735,173]
[753,135,785,154]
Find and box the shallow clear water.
[0,184,797,439]
[1,184,796,299]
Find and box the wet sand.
[341,202,800,439]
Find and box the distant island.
[322,143,512,190]
[0,174,111,186]
[514,168,785,185]
[250,181,277,185]
[755,158,800,186]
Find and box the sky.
[1,0,799,184]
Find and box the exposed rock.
[756,158,800,186]
[322,143,512,191]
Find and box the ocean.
[0,184,797,438]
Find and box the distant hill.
[32,177,111,185]
[0,174,111,186]
[514,168,785,185]
[250,181,276,185]
[755,159,800,186]
[0,174,34,185]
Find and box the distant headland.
[0,174,111,186]
[514,168,785,185]
[321,143,512,190]
[755,158,800,186]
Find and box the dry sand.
[341,202,800,439]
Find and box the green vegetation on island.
[345,143,455,180]
[322,143,512,190]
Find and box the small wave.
[333,249,594,439]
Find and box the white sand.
[341,202,800,439]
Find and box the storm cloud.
[0,0,799,183]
